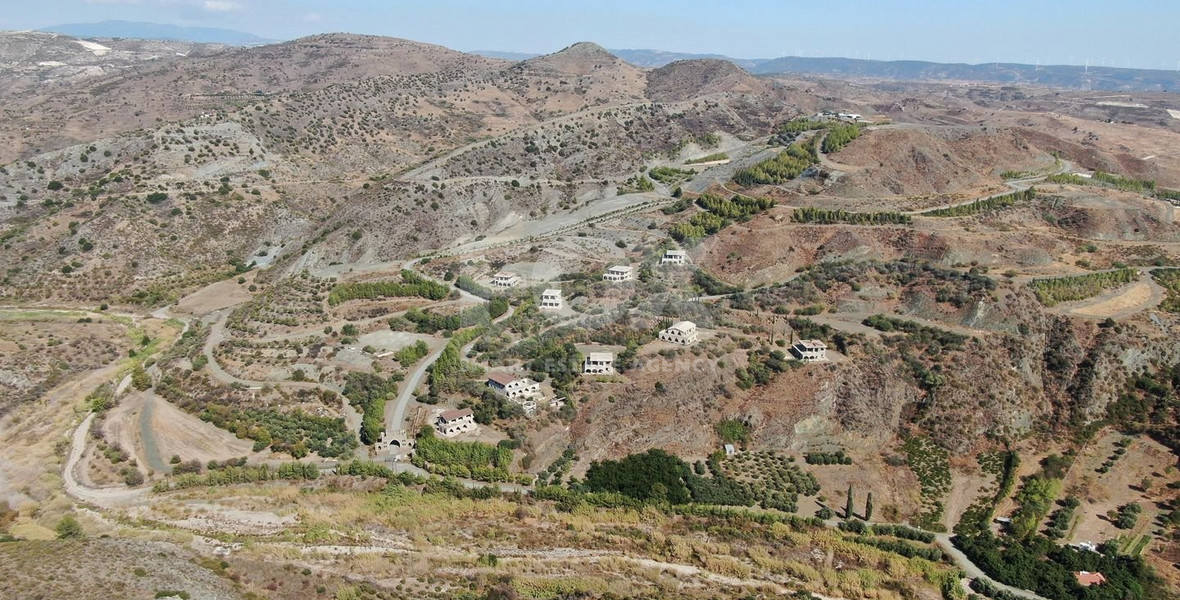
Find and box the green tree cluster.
[820,123,861,153]
[733,139,817,186]
[793,207,911,225]
[920,187,1036,217]
[1029,268,1138,306]
[327,270,449,305]
[343,371,402,445]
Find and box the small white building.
[491,271,521,288]
[790,339,828,363]
[583,352,615,375]
[661,250,687,265]
[837,112,863,122]
[540,289,563,310]
[435,408,476,437]
[659,321,699,346]
[603,265,636,282]
[486,372,541,399]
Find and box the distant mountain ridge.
[476,48,1180,92]
[20,24,1180,91]
[40,20,273,46]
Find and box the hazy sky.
[2,0,1178,70]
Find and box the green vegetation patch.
[1151,268,1180,313]
[733,137,817,186]
[668,193,774,243]
[862,315,968,353]
[1028,268,1138,307]
[919,187,1036,217]
[902,437,951,531]
[412,427,521,483]
[820,123,861,153]
[792,207,911,225]
[198,404,357,458]
[153,462,320,492]
[684,152,729,165]
[343,372,402,445]
[647,166,695,184]
[1106,364,1180,453]
[327,270,450,306]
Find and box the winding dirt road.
[62,413,149,508]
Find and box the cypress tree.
[845,484,855,520]
[865,491,874,521]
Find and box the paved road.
[385,343,449,438]
[385,304,514,440]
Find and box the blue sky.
[2,0,1178,70]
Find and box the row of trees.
[1048,170,1175,198]
[396,305,486,334]
[1151,268,1180,313]
[454,274,493,299]
[792,207,912,225]
[1029,268,1138,306]
[152,461,320,492]
[805,451,852,465]
[920,187,1036,217]
[696,194,775,220]
[327,270,450,305]
[775,118,830,134]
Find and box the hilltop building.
[659,321,699,346]
[790,339,828,362]
[486,372,541,399]
[603,265,636,282]
[540,289,563,310]
[491,272,521,288]
[583,352,615,374]
[435,408,476,437]
[662,250,687,265]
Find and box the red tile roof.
[1075,571,1107,587]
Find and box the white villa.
[583,352,615,375]
[435,408,476,437]
[659,321,699,346]
[661,250,687,265]
[790,339,829,363]
[603,265,636,282]
[491,271,522,288]
[486,372,541,399]
[540,289,563,310]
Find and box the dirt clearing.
[1067,279,1162,319]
